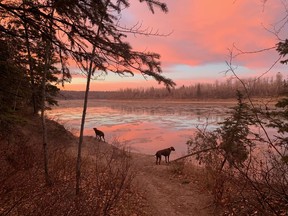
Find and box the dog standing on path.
[93,128,105,142]
[155,147,175,165]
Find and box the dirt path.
[131,153,213,216]
[81,136,214,215]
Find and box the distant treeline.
[59,73,287,100]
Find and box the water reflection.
[47,99,234,159]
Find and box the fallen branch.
[172,147,218,162]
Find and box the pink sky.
[61,0,287,91]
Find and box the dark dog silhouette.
[155,147,175,165]
[93,128,105,142]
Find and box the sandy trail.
[131,153,213,216]
[82,136,213,215]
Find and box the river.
[47,99,235,159]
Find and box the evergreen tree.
[217,91,254,168]
[0,0,176,191]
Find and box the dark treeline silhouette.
[60,73,286,100]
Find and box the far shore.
[55,97,280,106]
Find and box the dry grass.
[169,157,288,216]
[0,114,145,216]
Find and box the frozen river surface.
[47,99,234,159]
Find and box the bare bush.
[0,116,137,215]
[69,138,135,215]
[186,92,288,215]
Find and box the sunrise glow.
[62,0,287,91]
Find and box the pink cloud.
[123,0,285,68]
[63,0,288,90]
[61,78,164,91]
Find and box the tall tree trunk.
[23,15,37,114]
[12,76,23,111]
[41,4,54,186]
[41,43,52,186]
[76,46,96,195]
[75,2,107,194]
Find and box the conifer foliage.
[0,0,175,194]
[0,0,175,115]
[187,90,288,214]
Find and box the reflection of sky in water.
[47,100,233,159]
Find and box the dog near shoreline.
[93,128,105,142]
[155,147,175,165]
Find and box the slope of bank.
[0,113,214,215]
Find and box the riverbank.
[0,113,214,215]
[47,98,239,160]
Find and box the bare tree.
[40,1,55,186]
[183,4,288,211]
[0,0,175,192]
[74,0,175,195]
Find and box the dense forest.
[60,72,286,100]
